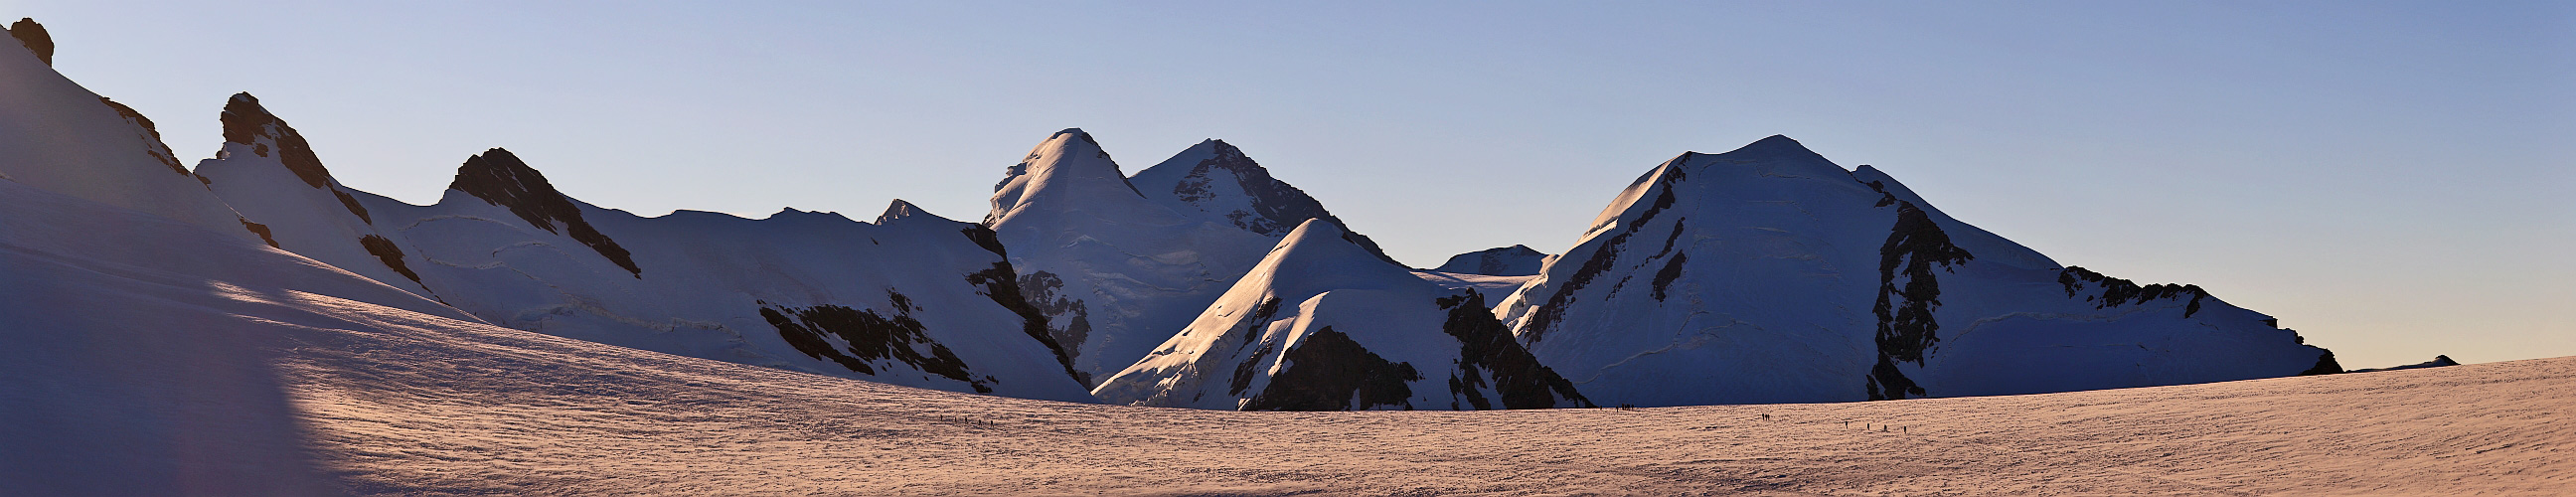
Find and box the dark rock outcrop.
[1436,291,1590,410]
[2300,351,2346,376]
[358,235,422,285]
[2347,355,2456,374]
[2057,266,2210,318]
[957,223,1091,379]
[1242,327,1422,411]
[1865,183,1975,401]
[961,250,1092,386]
[1223,298,1287,397]
[220,93,337,190]
[759,296,994,393]
[9,18,50,66]
[239,218,278,248]
[448,148,641,277]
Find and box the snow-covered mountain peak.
[1501,134,2335,406]
[217,92,338,190]
[446,148,642,276]
[1692,134,1851,179]
[1250,219,1417,291]
[8,18,50,66]
[873,198,966,228]
[986,128,1154,224]
[1127,137,1401,263]
[1093,218,1591,411]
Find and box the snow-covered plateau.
[5,17,2566,495]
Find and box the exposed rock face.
[1499,135,2339,406]
[358,235,422,285]
[1865,195,1977,401]
[448,148,641,277]
[1433,245,1549,276]
[238,218,279,248]
[760,297,994,393]
[1242,327,1422,411]
[9,18,50,66]
[1435,291,1590,410]
[220,93,336,189]
[958,223,1094,388]
[2058,265,2205,318]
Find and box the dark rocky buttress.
[1865,190,1975,402]
[358,235,423,285]
[1224,297,1287,397]
[2056,266,2209,318]
[1437,290,1591,410]
[447,148,641,277]
[239,218,279,248]
[758,293,995,393]
[1242,327,1421,411]
[960,226,1093,387]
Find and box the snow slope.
[202,134,1090,401]
[6,176,2564,493]
[0,177,466,496]
[1411,269,1537,304]
[1432,245,1550,276]
[984,130,1390,379]
[1498,136,2338,407]
[0,20,261,240]
[1092,220,1588,411]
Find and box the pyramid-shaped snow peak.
[1128,139,1399,264]
[1091,219,1589,411]
[1497,135,2337,407]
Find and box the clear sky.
[10,1,2571,370]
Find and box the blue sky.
[11,1,2571,369]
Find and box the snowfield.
[3,178,2563,493]
[6,17,2568,496]
[21,275,2575,495]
